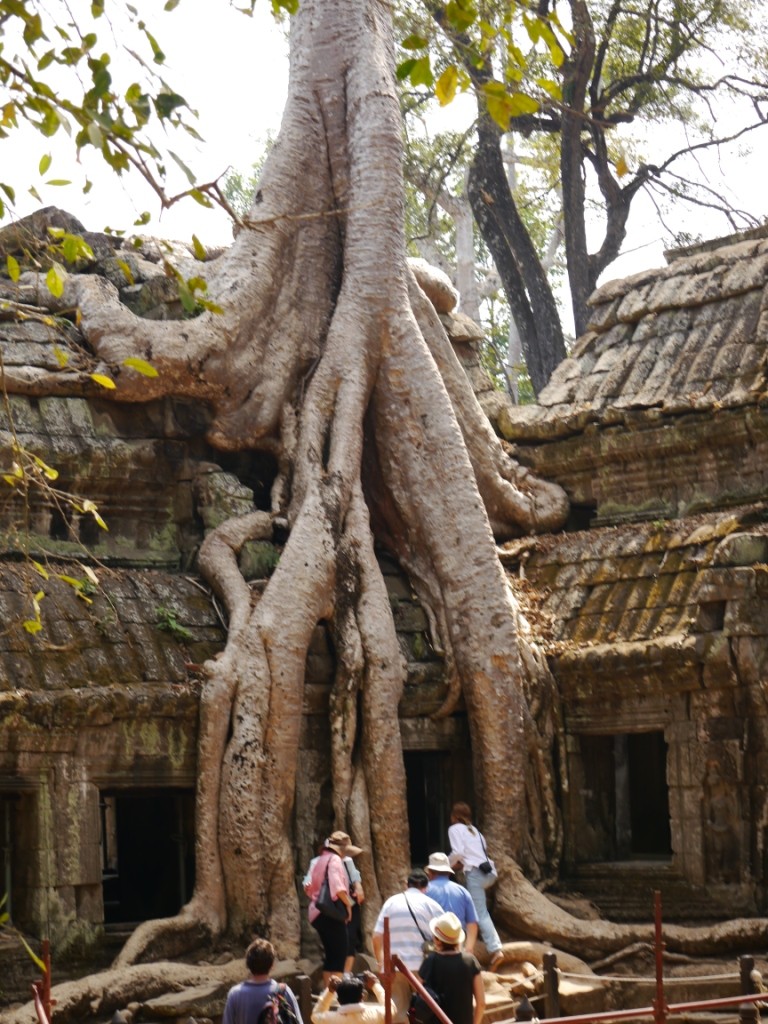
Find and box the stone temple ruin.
[1,211,768,992]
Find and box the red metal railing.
[31,938,52,1024]
[380,892,765,1024]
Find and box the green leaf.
[45,263,65,298]
[169,149,196,185]
[401,34,428,50]
[191,234,207,261]
[535,77,562,102]
[39,153,52,175]
[87,122,103,148]
[436,65,459,107]
[52,345,69,368]
[17,932,46,971]
[189,188,213,208]
[45,179,72,186]
[31,454,58,480]
[177,281,197,313]
[40,106,62,137]
[38,49,56,71]
[115,258,135,284]
[445,0,477,32]
[133,212,152,228]
[409,56,433,89]
[122,356,158,377]
[396,59,417,81]
[155,91,187,119]
[82,500,108,530]
[6,255,20,282]
[57,574,86,590]
[141,25,166,64]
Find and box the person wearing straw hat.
[417,912,485,1024]
[306,831,355,985]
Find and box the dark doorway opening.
[405,752,451,867]
[100,789,195,925]
[404,750,473,867]
[624,732,672,856]
[577,731,671,861]
[0,793,19,924]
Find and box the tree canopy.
[396,0,768,391]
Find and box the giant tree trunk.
[9,2,768,1015]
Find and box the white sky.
[4,3,289,246]
[2,2,766,282]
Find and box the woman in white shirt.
[447,802,503,970]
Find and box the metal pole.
[543,951,560,1020]
[42,938,52,1023]
[653,891,666,1024]
[31,981,50,1024]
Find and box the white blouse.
[448,822,495,872]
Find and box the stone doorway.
[99,789,195,925]
[405,751,451,867]
[573,731,672,863]
[404,748,473,867]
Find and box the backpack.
[409,985,442,1024]
[257,983,301,1024]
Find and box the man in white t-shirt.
[372,870,444,1022]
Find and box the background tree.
[397,0,768,391]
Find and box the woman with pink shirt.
[307,830,354,985]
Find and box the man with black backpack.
[223,938,304,1024]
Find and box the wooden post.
[292,974,312,1024]
[740,956,756,995]
[543,951,560,1020]
[739,956,759,1024]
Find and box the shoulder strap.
[403,893,430,942]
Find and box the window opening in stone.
[0,786,28,933]
[99,789,195,925]
[0,793,18,924]
[78,511,102,547]
[577,731,671,862]
[49,504,73,541]
[405,751,452,867]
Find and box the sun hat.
[426,851,454,874]
[430,911,465,946]
[326,830,363,856]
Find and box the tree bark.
[469,113,567,394]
